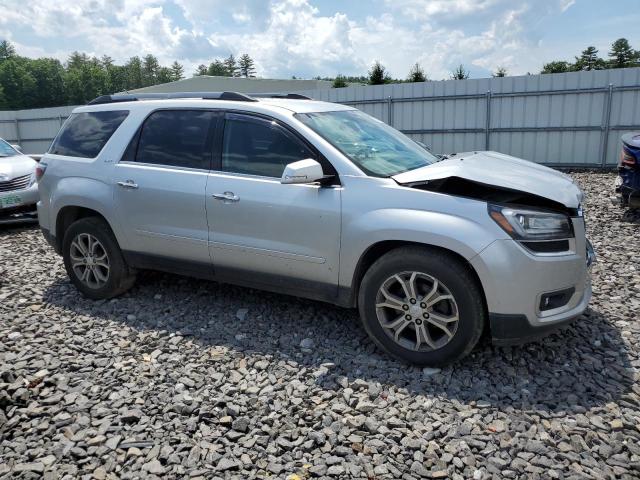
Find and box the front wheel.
[62,217,136,299]
[358,246,485,366]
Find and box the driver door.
[206,112,342,298]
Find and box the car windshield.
[295,110,438,177]
[0,139,18,158]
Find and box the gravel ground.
[1,171,639,480]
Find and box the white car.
[0,139,39,224]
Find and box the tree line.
[0,37,639,109]
[328,38,639,87]
[0,40,185,110]
[541,38,639,73]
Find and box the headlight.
[488,204,573,240]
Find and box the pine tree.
[368,61,390,85]
[223,54,238,77]
[608,38,638,68]
[170,61,184,81]
[574,46,605,71]
[407,63,426,82]
[195,64,208,76]
[451,64,469,80]
[142,54,160,86]
[238,54,256,78]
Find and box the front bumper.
[0,183,39,224]
[470,219,593,345]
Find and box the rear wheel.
[62,217,136,299]
[358,246,485,366]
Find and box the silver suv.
[37,92,595,365]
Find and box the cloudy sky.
[1,0,639,80]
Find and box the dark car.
[614,133,640,209]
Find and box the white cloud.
[0,0,590,79]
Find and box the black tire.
[358,246,485,366]
[62,217,136,299]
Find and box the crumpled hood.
[0,154,37,181]
[392,151,582,208]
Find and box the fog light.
[539,287,575,312]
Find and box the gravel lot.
[1,171,639,480]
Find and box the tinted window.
[136,110,213,169]
[49,111,128,158]
[222,116,314,177]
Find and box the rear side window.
[135,110,213,169]
[222,115,314,177]
[49,111,128,158]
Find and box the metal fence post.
[13,118,21,146]
[600,83,614,168]
[485,90,492,150]
[387,95,393,126]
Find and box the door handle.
[117,180,138,189]
[212,192,240,202]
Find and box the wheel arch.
[347,241,488,315]
[54,206,113,254]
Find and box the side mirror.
[281,159,324,184]
[11,144,22,152]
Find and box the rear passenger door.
[205,112,342,299]
[113,109,218,269]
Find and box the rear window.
[49,110,129,158]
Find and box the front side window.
[49,110,129,158]
[136,110,213,169]
[222,115,314,178]
[295,109,439,177]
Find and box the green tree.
[195,64,208,76]
[608,38,638,68]
[142,54,160,86]
[224,54,238,77]
[0,84,6,109]
[156,66,173,84]
[170,61,184,81]
[0,40,16,61]
[27,58,66,107]
[65,58,108,104]
[124,56,143,89]
[332,75,348,88]
[573,46,605,71]
[407,63,426,82]
[368,61,390,85]
[541,60,571,74]
[451,64,469,80]
[0,58,37,108]
[207,60,227,76]
[238,54,256,78]
[493,66,507,77]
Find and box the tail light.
[35,162,47,181]
[621,147,636,167]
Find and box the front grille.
[0,174,31,192]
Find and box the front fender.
[339,207,502,288]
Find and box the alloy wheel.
[70,233,110,289]
[375,271,459,351]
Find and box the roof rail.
[250,93,312,100]
[87,91,258,105]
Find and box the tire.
[358,246,485,366]
[62,217,136,299]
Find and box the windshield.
[0,139,18,158]
[295,110,438,177]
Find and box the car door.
[206,112,342,299]
[113,109,218,269]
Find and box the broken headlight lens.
[488,204,573,240]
